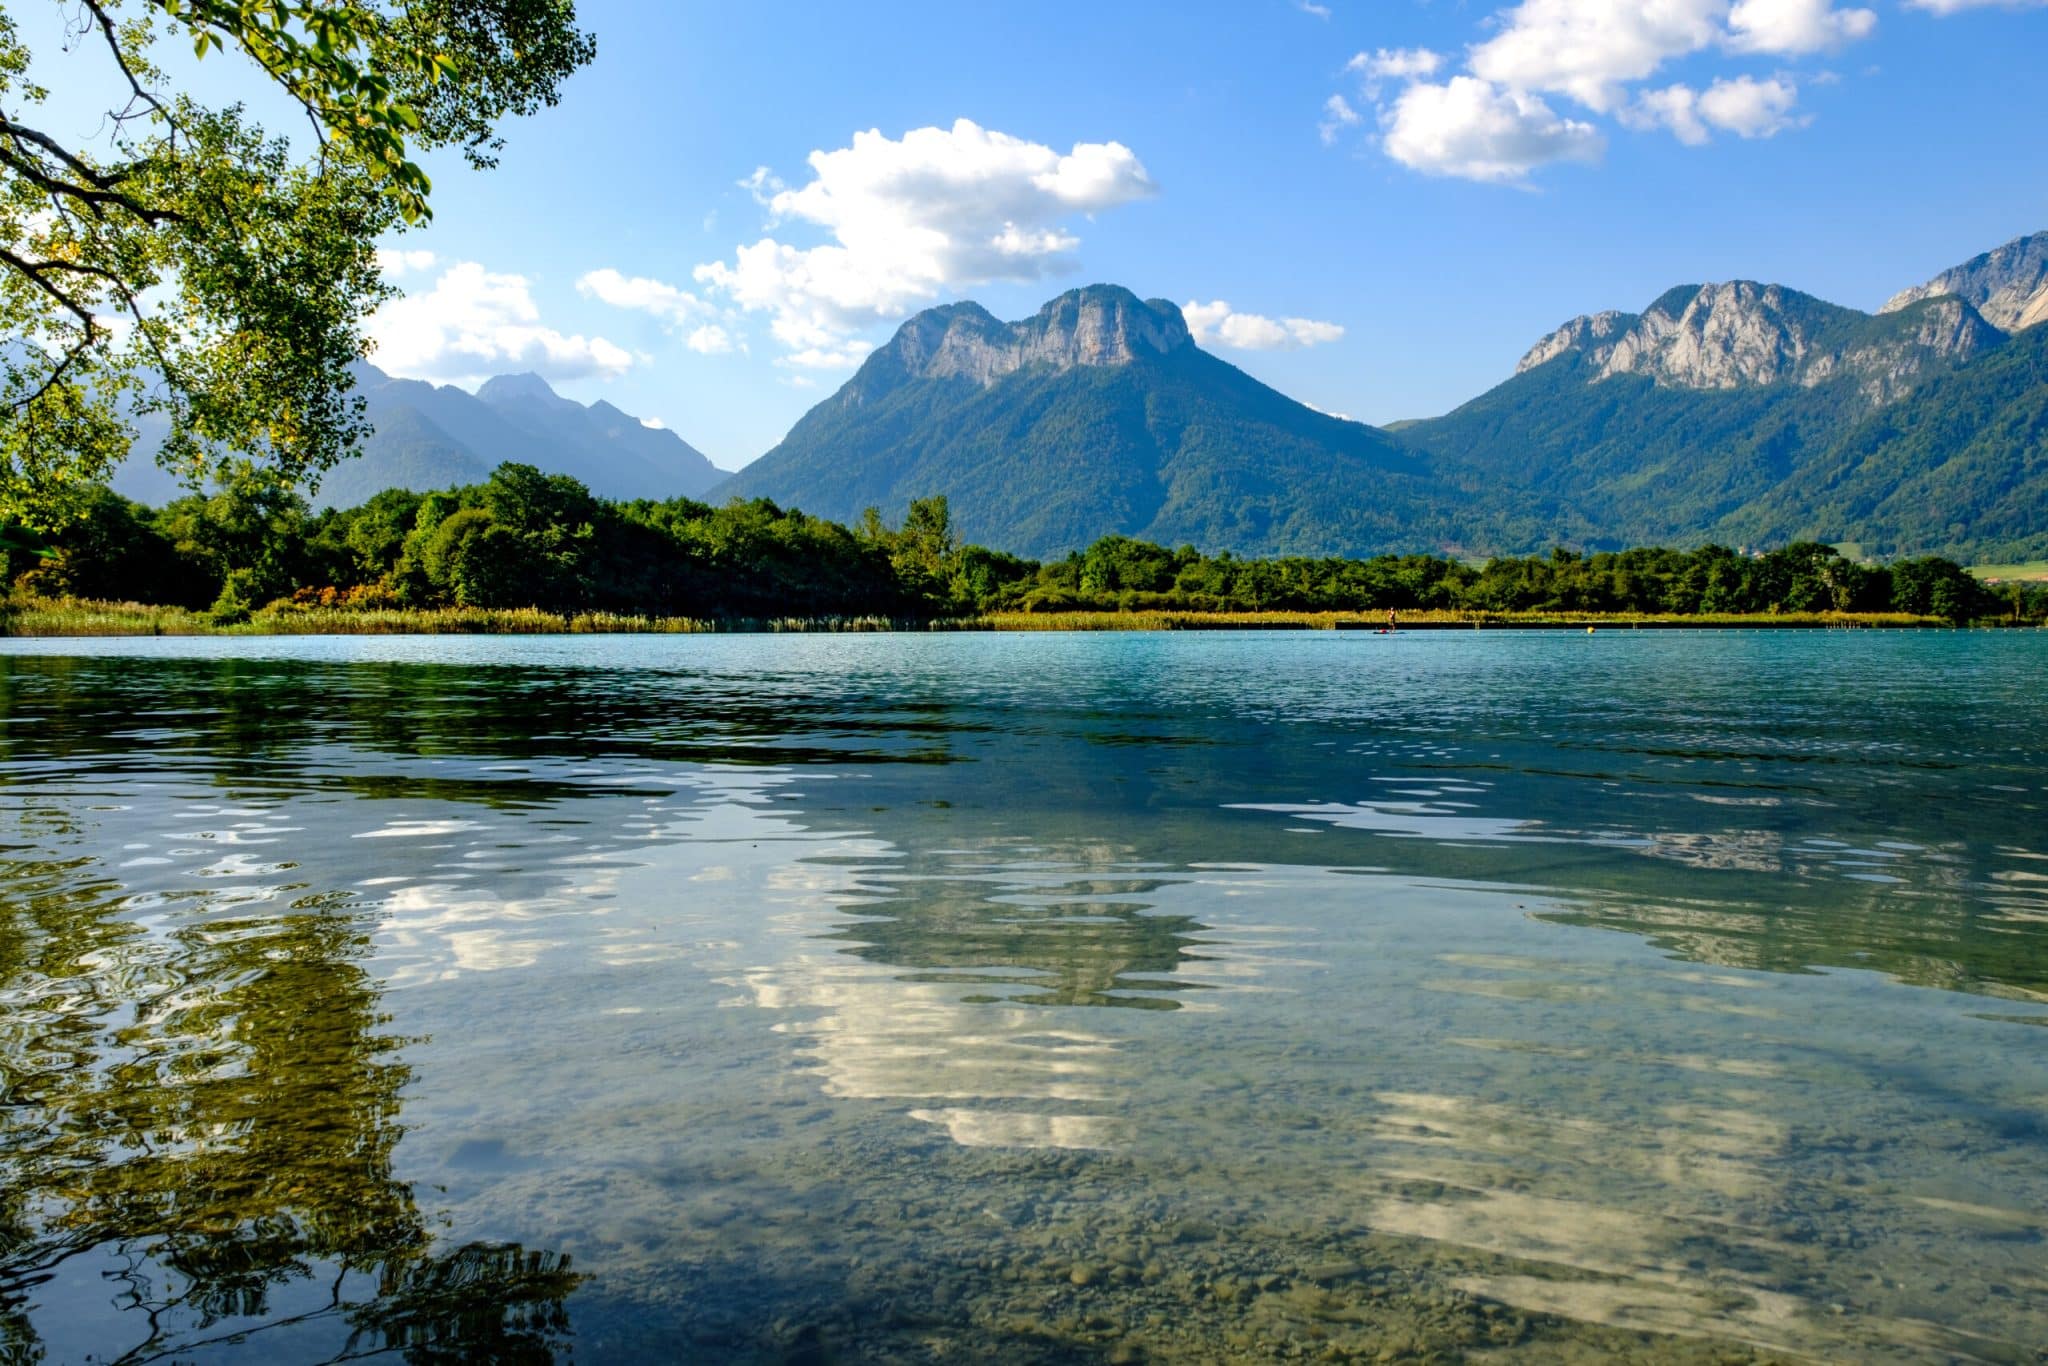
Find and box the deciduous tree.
[0,1,593,527]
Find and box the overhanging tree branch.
[0,0,596,529]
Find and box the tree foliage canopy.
[0,0,593,527]
[7,466,2028,629]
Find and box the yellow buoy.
[1586,626,1595,634]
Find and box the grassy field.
[1971,561,2048,582]
[0,596,1980,638]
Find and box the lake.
[2,630,2044,1363]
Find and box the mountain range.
[725,232,2046,562]
[112,362,729,509]
[109,230,2048,563]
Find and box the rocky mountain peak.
[1881,230,2048,333]
[1508,275,2002,406]
[1515,309,1635,374]
[1596,281,1821,389]
[876,285,1192,389]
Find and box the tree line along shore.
[4,463,2041,636]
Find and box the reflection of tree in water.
[824,871,1210,1010]
[0,857,578,1363]
[1539,857,2048,1005]
[0,655,978,781]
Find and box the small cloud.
[1627,74,1805,143]
[374,248,438,276]
[640,415,667,429]
[577,267,710,325]
[1183,300,1345,350]
[1379,76,1604,186]
[738,165,784,208]
[1319,94,1364,145]
[1347,46,1444,101]
[1296,0,1333,17]
[1697,74,1805,138]
[685,324,738,355]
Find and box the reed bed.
[0,595,1971,638]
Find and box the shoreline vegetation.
[6,462,2043,637]
[0,597,2002,638]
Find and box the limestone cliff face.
[877,285,1192,390]
[1828,296,2006,404]
[1516,280,1999,405]
[1515,310,1634,374]
[2018,287,2048,331]
[1882,230,2048,333]
[1599,283,1825,389]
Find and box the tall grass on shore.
[0,595,1986,638]
[0,597,944,637]
[959,609,1948,631]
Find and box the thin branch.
[0,246,100,333]
[79,1,181,143]
[113,274,191,403]
[0,250,105,413]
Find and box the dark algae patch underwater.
[3,630,2046,1361]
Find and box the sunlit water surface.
[3,631,2046,1363]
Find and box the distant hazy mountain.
[112,363,727,507]
[716,285,1460,558]
[1883,231,2048,334]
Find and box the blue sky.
[74,0,2048,466]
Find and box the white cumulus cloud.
[365,261,633,387]
[1727,0,1876,53]
[1467,0,1875,109]
[1380,77,1605,185]
[1337,0,1883,182]
[1696,74,1805,136]
[1468,0,1730,113]
[575,267,711,324]
[1624,84,1714,145]
[693,119,1155,358]
[1182,301,1345,351]
[1628,74,1805,143]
